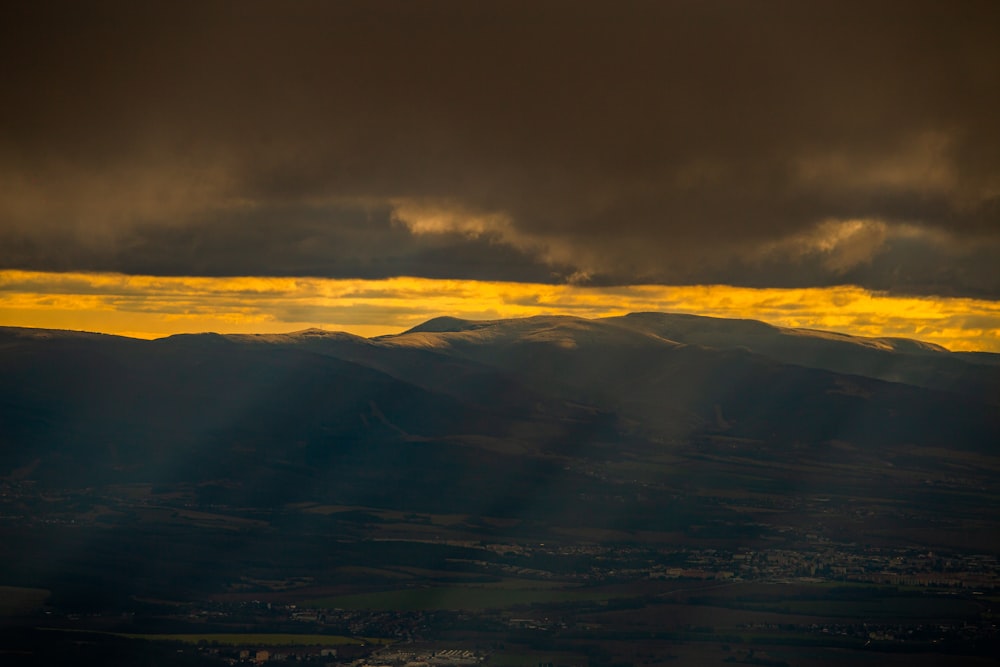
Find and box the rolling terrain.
[1,313,998,665]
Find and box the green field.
[739,595,984,620]
[304,584,626,611]
[42,629,390,646]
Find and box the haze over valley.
[2,313,998,665]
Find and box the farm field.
[303,583,627,611]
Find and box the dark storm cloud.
[0,202,564,282]
[1,0,998,296]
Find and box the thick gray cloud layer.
[1,0,998,296]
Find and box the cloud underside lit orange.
[1,270,998,352]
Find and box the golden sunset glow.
[2,270,997,351]
[2,2,998,368]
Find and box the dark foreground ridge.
[1,313,998,666]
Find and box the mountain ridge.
[5,314,998,406]
[2,313,997,481]
[0,313,983,356]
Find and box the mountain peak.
[403,316,484,334]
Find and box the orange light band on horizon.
[1,270,998,352]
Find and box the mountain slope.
[1,316,999,603]
[376,316,1000,451]
[605,312,1000,403]
[1,315,997,496]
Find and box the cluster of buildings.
[472,540,1000,590]
[360,648,482,667]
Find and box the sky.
[1,1,999,349]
